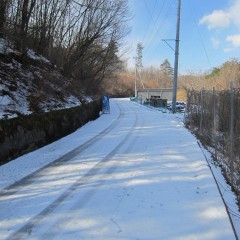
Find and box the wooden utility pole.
[172,0,181,113]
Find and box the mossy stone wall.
[0,99,101,164]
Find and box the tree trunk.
[20,0,36,50]
[0,0,8,37]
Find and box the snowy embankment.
[0,98,239,239]
[0,38,91,119]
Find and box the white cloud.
[199,10,230,29]
[199,1,240,50]
[229,0,240,28]
[226,34,240,47]
[210,37,220,48]
[223,47,234,53]
[199,0,240,29]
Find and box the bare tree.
[19,0,36,49]
[2,0,130,94]
[60,0,129,92]
[0,0,9,36]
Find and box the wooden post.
[230,82,234,185]
[200,88,204,135]
[212,87,217,159]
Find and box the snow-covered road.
[0,99,238,239]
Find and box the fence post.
[189,88,194,128]
[200,88,204,135]
[230,82,234,185]
[212,87,217,159]
[185,89,190,126]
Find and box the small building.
[137,88,173,102]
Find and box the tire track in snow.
[39,108,143,239]
[7,102,140,240]
[1,103,124,197]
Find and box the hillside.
[0,38,92,119]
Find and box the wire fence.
[185,83,240,207]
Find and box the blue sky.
[125,0,240,74]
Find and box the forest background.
[1,0,240,102]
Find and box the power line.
[143,0,152,18]
[142,0,158,44]
[143,0,168,49]
[144,0,176,57]
[148,0,176,47]
[198,141,239,240]
[188,1,212,69]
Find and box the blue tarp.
[102,95,110,114]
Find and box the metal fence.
[185,83,240,206]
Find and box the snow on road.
[0,98,239,239]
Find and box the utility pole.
[133,57,137,97]
[172,0,181,113]
[136,42,145,89]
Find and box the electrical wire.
[197,141,239,239]
[143,0,169,50]
[143,0,153,18]
[142,0,158,44]
[144,0,176,58]
[188,1,212,70]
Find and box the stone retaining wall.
[0,99,101,164]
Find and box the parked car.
[167,101,186,112]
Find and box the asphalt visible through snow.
[0,99,237,240]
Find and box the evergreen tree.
[160,59,173,76]
[159,59,173,88]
